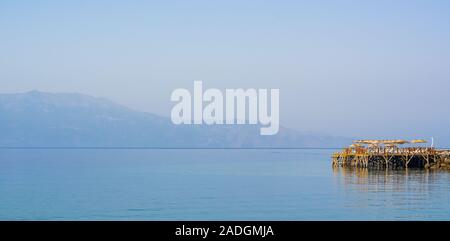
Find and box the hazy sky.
[1,1,450,143]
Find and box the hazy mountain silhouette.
[0,91,351,147]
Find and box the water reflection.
[332,167,450,220]
[333,167,448,192]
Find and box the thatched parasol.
[411,139,427,144]
[354,139,410,145]
[354,140,380,145]
[381,140,409,145]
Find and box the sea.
[0,149,449,220]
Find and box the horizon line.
[0,146,343,150]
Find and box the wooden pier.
[332,139,450,170]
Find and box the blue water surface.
[0,149,449,220]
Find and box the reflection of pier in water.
[332,166,444,194]
[332,166,450,220]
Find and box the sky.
[1,0,450,144]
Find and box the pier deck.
[332,140,450,169]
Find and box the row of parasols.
[350,139,428,148]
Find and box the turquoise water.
[0,149,449,220]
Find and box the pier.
[332,139,450,170]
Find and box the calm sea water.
[0,149,449,220]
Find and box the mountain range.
[0,91,351,148]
